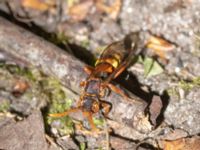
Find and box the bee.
[50,32,142,131]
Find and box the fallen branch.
[0,16,159,139]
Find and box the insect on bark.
[49,32,143,131]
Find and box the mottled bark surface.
[0,110,54,150]
[0,17,154,138]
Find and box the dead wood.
[0,16,159,139]
[0,110,54,150]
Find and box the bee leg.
[75,111,111,135]
[101,102,111,117]
[106,83,142,104]
[113,64,127,79]
[74,111,106,135]
[84,66,94,75]
[83,111,99,132]
[80,66,94,86]
[80,81,87,87]
[106,83,130,101]
[104,61,130,83]
[49,108,80,117]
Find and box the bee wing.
[103,47,135,84]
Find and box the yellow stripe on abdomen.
[95,53,121,68]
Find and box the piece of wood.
[0,110,50,150]
[0,16,155,138]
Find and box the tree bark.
[0,16,156,139]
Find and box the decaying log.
[0,110,51,150]
[0,16,159,139]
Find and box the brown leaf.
[160,129,188,141]
[13,80,29,95]
[96,0,122,19]
[162,136,200,150]
[68,1,94,21]
[146,36,175,60]
[22,0,53,11]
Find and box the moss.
[0,62,74,135]
[0,61,5,68]
[0,100,10,113]
[48,95,73,131]
[167,77,200,97]
[179,77,200,91]
[93,118,105,127]
[179,80,194,91]
[49,98,72,114]
[4,63,41,82]
[6,64,22,74]
[42,77,74,135]
[193,77,200,85]
[50,32,69,45]
[47,113,74,136]
[40,77,62,90]
[22,67,38,81]
[80,39,90,49]
[167,87,179,97]
[45,97,74,135]
[25,69,75,135]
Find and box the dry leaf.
[96,0,121,19]
[160,129,188,141]
[147,36,175,60]
[13,80,29,95]
[68,1,94,21]
[22,0,52,11]
[162,136,200,150]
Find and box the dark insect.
[50,32,142,131]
